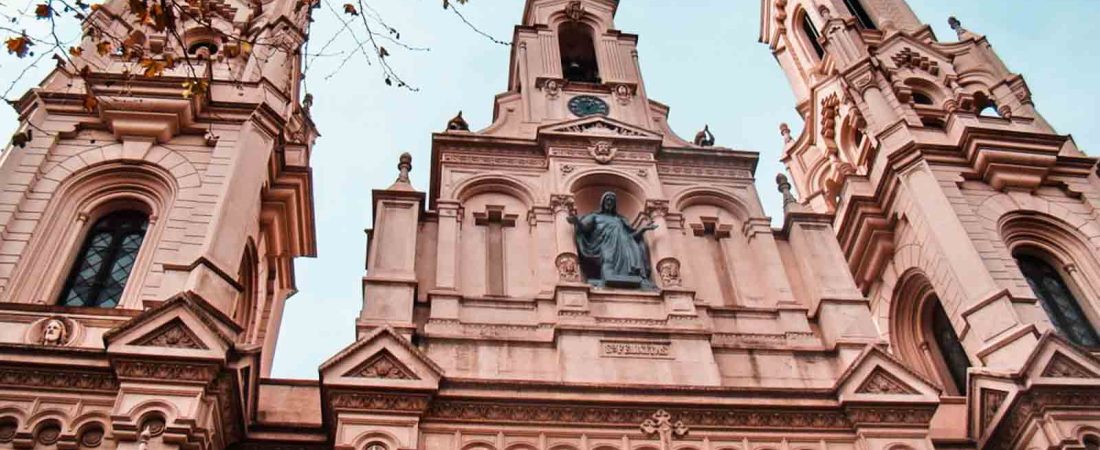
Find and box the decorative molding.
[1041,353,1096,378]
[329,391,431,413]
[843,405,937,428]
[0,365,118,392]
[855,367,919,394]
[343,350,418,379]
[440,153,546,169]
[987,389,1100,449]
[132,318,208,349]
[113,360,220,382]
[425,400,853,429]
[656,165,753,180]
[553,121,648,137]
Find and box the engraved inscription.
[601,340,671,358]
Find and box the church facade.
[0,0,1099,449]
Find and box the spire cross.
[640,410,689,450]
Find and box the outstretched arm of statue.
[632,222,658,240]
[567,213,594,232]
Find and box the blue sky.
[2,1,1098,379]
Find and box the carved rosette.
[588,140,617,164]
[556,253,583,283]
[656,258,682,288]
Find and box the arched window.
[1083,435,1100,450]
[800,13,825,60]
[559,22,599,83]
[843,0,876,30]
[1015,254,1100,347]
[912,92,934,105]
[235,245,258,340]
[929,298,971,394]
[58,210,149,308]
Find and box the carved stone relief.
[345,351,418,379]
[133,319,208,349]
[588,140,617,164]
[556,253,583,282]
[26,316,78,346]
[656,258,682,287]
[855,368,918,394]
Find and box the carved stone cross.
[474,205,517,296]
[640,409,688,450]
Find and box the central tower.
[319,1,947,449]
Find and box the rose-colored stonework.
[0,0,1098,450]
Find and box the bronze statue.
[567,191,657,289]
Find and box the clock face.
[568,95,610,117]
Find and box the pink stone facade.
[0,0,1098,450]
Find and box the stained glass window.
[58,210,148,308]
[931,299,971,394]
[1016,254,1100,347]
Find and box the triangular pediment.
[132,318,208,350]
[836,345,940,404]
[538,116,662,141]
[1019,334,1100,381]
[104,292,239,362]
[855,367,920,395]
[320,326,442,390]
[342,349,418,380]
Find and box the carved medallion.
[555,253,582,282]
[588,140,617,164]
[640,410,688,450]
[656,258,682,287]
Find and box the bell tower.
[0,0,316,444]
[763,0,1100,447]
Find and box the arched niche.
[455,176,534,298]
[674,189,755,306]
[567,170,647,221]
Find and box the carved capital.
[550,194,577,215]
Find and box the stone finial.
[779,122,792,143]
[948,16,979,41]
[396,152,412,184]
[776,173,800,208]
[693,125,715,147]
[446,111,469,131]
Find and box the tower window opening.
[1015,253,1100,347]
[801,13,825,60]
[912,92,934,105]
[843,0,876,30]
[58,210,149,308]
[928,298,971,394]
[559,22,600,83]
